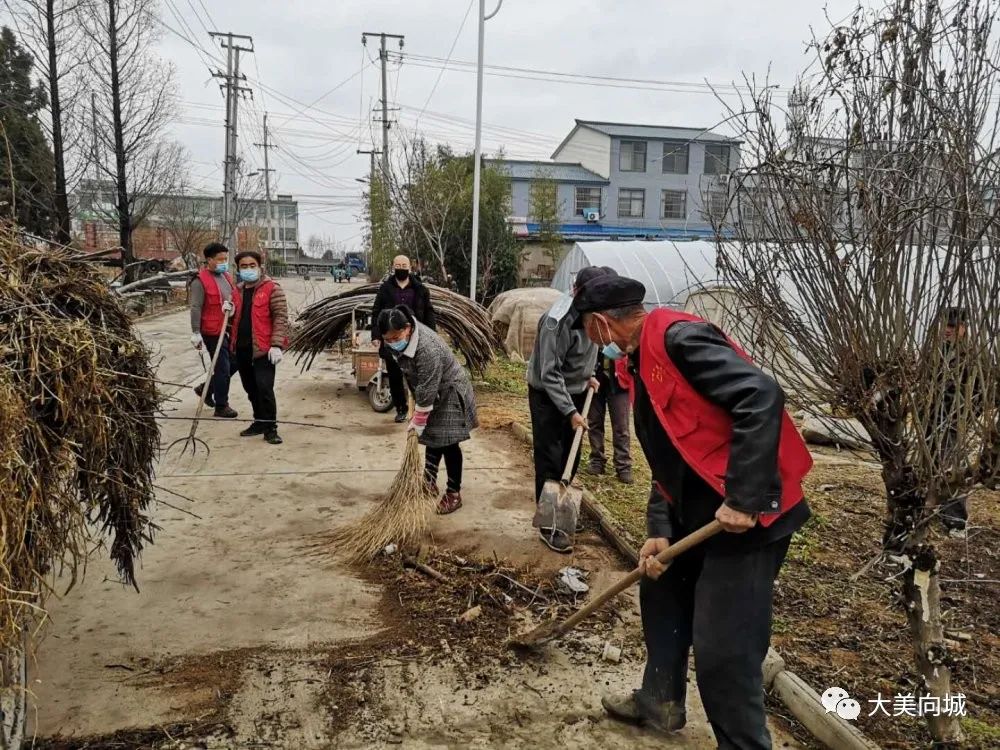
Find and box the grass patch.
[786,512,828,563]
[961,717,1000,748]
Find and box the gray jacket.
[526,296,597,416]
[394,323,478,448]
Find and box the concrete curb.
[503,419,880,750]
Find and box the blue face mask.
[239,268,260,283]
[387,338,409,352]
[603,342,625,360]
[213,262,228,274]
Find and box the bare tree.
[3,0,90,243]
[80,0,181,280]
[385,136,465,282]
[158,182,217,269]
[715,1,1000,744]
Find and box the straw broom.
[329,418,437,563]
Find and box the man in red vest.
[572,276,812,750]
[189,242,238,418]
[229,250,289,445]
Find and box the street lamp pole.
[469,0,503,301]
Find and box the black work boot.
[214,405,238,419]
[602,692,686,733]
[240,423,265,437]
[194,382,215,408]
[264,430,283,445]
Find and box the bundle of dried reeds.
[290,282,501,373]
[0,226,158,650]
[328,432,436,562]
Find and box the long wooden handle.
[560,386,597,483]
[190,307,234,431]
[554,520,724,637]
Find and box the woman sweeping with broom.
[378,304,479,514]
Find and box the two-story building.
[492,119,740,279]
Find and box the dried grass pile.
[0,228,159,649]
[327,432,436,562]
[290,282,502,373]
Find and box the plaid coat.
[393,323,478,448]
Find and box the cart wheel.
[368,375,394,413]
[0,627,28,750]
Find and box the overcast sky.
[51,0,861,250]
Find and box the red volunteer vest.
[636,308,812,526]
[197,269,235,336]
[229,279,286,355]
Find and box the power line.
[416,0,475,125]
[394,51,793,96]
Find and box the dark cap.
[574,265,617,291]
[943,306,967,327]
[571,276,646,327]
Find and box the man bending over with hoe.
[573,275,812,750]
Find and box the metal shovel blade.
[532,479,582,534]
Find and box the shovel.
[532,386,596,538]
[511,520,724,649]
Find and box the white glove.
[268,346,283,365]
[190,333,204,350]
[221,300,235,315]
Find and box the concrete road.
[31,277,795,749]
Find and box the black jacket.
[371,276,436,340]
[633,321,809,551]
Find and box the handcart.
[351,307,394,413]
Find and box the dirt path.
[32,278,797,749]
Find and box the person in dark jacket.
[927,306,972,536]
[586,350,633,484]
[371,255,437,423]
[573,276,812,750]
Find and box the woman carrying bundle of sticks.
[378,305,479,514]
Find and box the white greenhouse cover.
[550,240,720,308]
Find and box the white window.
[704,144,732,175]
[617,189,645,218]
[661,190,687,220]
[574,186,602,216]
[619,141,647,172]
[662,142,690,174]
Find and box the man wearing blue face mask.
[228,250,289,445]
[189,242,238,418]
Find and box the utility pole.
[469,1,504,301]
[361,32,404,180]
[211,32,254,260]
[253,113,278,260]
[358,148,383,277]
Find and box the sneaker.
[194,382,215,408]
[240,423,265,437]
[947,526,968,539]
[394,409,408,424]
[602,692,686,733]
[584,462,606,476]
[539,527,573,554]
[437,491,462,515]
[617,469,634,485]
[214,405,238,419]
[264,431,284,445]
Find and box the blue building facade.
[493,120,740,242]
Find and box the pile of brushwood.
[290,283,502,373]
[0,228,159,650]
